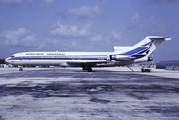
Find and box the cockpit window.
[11,55,15,58]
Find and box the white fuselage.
[5,51,137,67]
[6,51,107,66]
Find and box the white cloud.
[129,13,165,34]
[0,28,38,48]
[0,0,22,5]
[60,5,102,19]
[51,21,92,39]
[111,30,122,39]
[131,12,140,24]
[142,15,165,34]
[41,0,53,8]
[91,34,103,41]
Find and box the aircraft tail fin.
[129,36,171,62]
[133,36,171,57]
[113,36,171,62]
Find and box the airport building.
[0,59,5,64]
[156,60,179,70]
[0,59,5,67]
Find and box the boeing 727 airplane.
[5,36,171,71]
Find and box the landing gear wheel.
[87,68,92,72]
[19,67,23,71]
[82,66,92,72]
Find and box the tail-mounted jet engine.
[107,55,135,61]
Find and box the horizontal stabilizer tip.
[147,36,171,41]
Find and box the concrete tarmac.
[0,67,179,120]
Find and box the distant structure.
[156,60,179,70]
[0,59,6,68]
[0,59,5,64]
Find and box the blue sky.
[0,0,179,62]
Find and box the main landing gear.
[19,67,23,71]
[82,66,92,72]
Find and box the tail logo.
[119,40,153,59]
